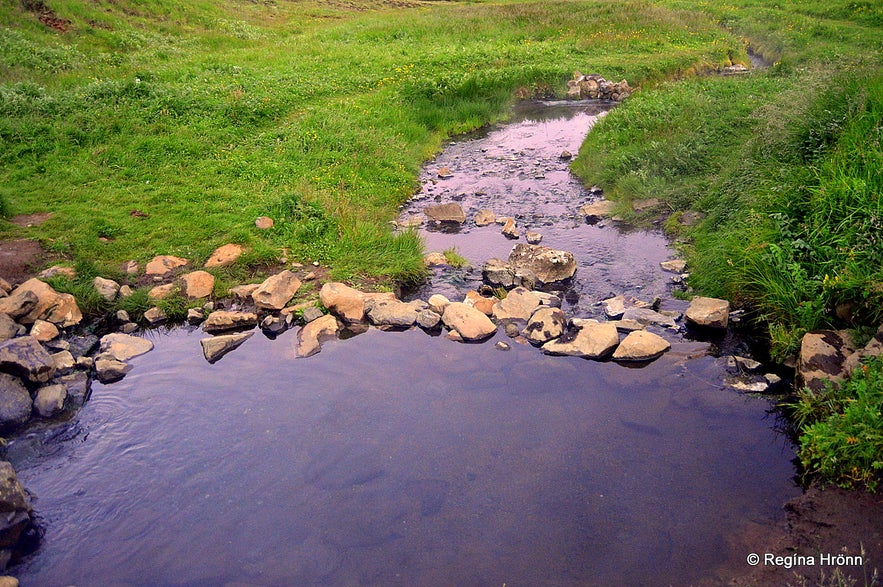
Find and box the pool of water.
[10,327,797,586]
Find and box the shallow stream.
[8,102,800,586]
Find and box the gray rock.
[200,332,255,363]
[492,287,541,321]
[33,383,67,418]
[0,374,32,432]
[442,302,497,341]
[57,371,91,406]
[482,258,517,289]
[685,296,730,329]
[115,310,131,323]
[612,331,671,362]
[602,295,653,320]
[67,334,99,358]
[0,336,55,383]
[202,311,258,333]
[260,315,288,335]
[301,306,325,323]
[0,315,20,342]
[94,355,133,383]
[252,270,301,311]
[93,276,120,301]
[424,202,466,224]
[522,307,567,344]
[0,461,32,550]
[0,290,38,322]
[119,322,138,334]
[507,244,576,285]
[365,298,418,328]
[621,308,677,329]
[542,322,619,359]
[416,309,441,330]
[186,308,205,325]
[50,350,75,373]
[99,333,154,362]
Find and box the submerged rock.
[99,333,154,362]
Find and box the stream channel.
[8,101,800,586]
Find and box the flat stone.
[30,319,59,342]
[145,255,189,277]
[252,270,301,311]
[203,311,258,333]
[612,331,671,362]
[579,200,615,221]
[621,307,677,329]
[200,332,254,363]
[542,322,619,359]
[685,296,730,329]
[632,198,660,212]
[180,271,215,299]
[492,287,541,321]
[437,166,453,179]
[474,209,496,226]
[148,283,177,300]
[522,307,567,344]
[255,216,274,230]
[99,333,154,362]
[0,373,32,432]
[93,276,120,301]
[442,302,497,341]
[33,383,66,418]
[296,314,340,358]
[610,319,645,332]
[143,307,167,325]
[660,259,687,273]
[38,265,76,279]
[424,202,466,224]
[0,336,55,383]
[204,244,244,268]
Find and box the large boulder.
[0,374,32,432]
[542,321,619,359]
[319,282,369,323]
[612,331,671,362]
[252,270,301,311]
[0,336,55,383]
[180,271,215,299]
[424,203,466,224]
[365,298,418,328]
[522,307,567,344]
[507,244,576,285]
[492,287,541,321]
[99,333,154,362]
[0,291,38,322]
[202,311,258,333]
[441,303,497,341]
[0,279,81,327]
[200,332,254,363]
[296,314,340,358]
[685,296,730,329]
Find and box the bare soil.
[0,239,46,286]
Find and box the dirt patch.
[9,212,52,228]
[726,485,883,586]
[21,0,71,33]
[0,239,46,285]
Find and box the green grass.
[0,0,741,285]
[789,357,883,492]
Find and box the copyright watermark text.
[746,552,865,569]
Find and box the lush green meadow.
[2,0,882,488]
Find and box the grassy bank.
[1,0,739,285]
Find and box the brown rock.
[464,291,495,316]
[423,252,448,267]
[203,311,258,333]
[522,307,567,344]
[501,217,519,239]
[229,284,261,300]
[1,279,82,327]
[93,276,120,301]
[685,296,730,329]
[255,216,274,229]
[319,282,367,323]
[579,200,615,221]
[30,320,59,342]
[180,271,215,299]
[442,302,497,341]
[798,331,850,392]
[542,321,619,359]
[204,244,244,268]
[492,287,542,321]
[99,332,154,362]
[296,314,340,358]
[612,330,671,362]
[145,255,189,277]
[424,202,466,224]
[474,209,496,226]
[148,283,177,300]
[200,332,254,363]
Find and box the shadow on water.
[7,101,800,586]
